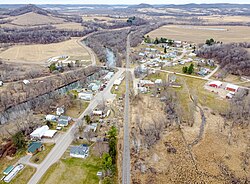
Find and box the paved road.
[27,68,124,184]
[122,33,131,184]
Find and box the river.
[106,48,116,68]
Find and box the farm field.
[148,25,250,44]
[0,38,90,64]
[200,15,250,23]
[6,12,65,26]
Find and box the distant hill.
[163,3,250,9]
[5,4,56,16]
[128,3,153,9]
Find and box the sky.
[0,0,250,4]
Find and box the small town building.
[78,92,93,101]
[70,144,89,159]
[138,87,148,93]
[27,142,43,155]
[93,110,103,116]
[208,81,223,88]
[0,81,3,86]
[226,92,234,99]
[225,84,239,92]
[58,116,71,127]
[155,79,163,85]
[4,164,24,183]
[45,114,57,121]
[3,166,14,175]
[139,80,154,88]
[56,107,64,116]
[30,125,57,139]
[84,123,98,132]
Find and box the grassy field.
[175,76,229,113]
[38,155,101,184]
[65,100,90,118]
[30,143,55,164]
[148,25,250,44]
[0,38,90,64]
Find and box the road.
[204,64,220,79]
[122,33,131,184]
[27,67,124,184]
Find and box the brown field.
[201,15,250,23]
[131,95,250,183]
[0,38,90,64]
[54,22,84,30]
[148,25,250,44]
[8,12,65,26]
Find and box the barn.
[208,81,222,88]
[225,84,239,92]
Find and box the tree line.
[196,42,250,76]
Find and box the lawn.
[145,72,168,81]
[30,143,55,164]
[175,76,229,113]
[38,155,102,184]
[65,100,90,118]
[111,80,126,98]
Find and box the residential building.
[58,116,71,127]
[70,144,89,159]
[4,164,24,183]
[3,166,14,175]
[78,92,93,101]
[27,142,43,155]
[30,125,57,139]
[208,81,223,88]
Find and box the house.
[208,81,222,88]
[88,83,100,91]
[226,84,239,92]
[4,164,24,183]
[93,110,103,116]
[70,144,89,159]
[114,79,122,86]
[45,114,57,121]
[78,92,93,101]
[155,79,162,85]
[58,116,71,127]
[84,123,98,132]
[56,107,64,116]
[30,125,57,139]
[0,81,3,86]
[138,87,148,93]
[27,142,43,155]
[139,52,145,57]
[3,166,14,175]
[139,80,154,88]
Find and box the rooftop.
[27,142,42,153]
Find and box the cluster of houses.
[78,71,115,101]
[138,78,163,93]
[208,81,239,99]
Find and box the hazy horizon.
[0,0,250,5]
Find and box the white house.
[93,110,103,116]
[155,79,163,85]
[78,92,93,101]
[0,81,3,86]
[56,107,64,116]
[45,115,57,121]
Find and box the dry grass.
[83,15,127,22]
[10,12,65,26]
[0,38,90,64]
[9,165,36,184]
[130,95,249,183]
[30,143,55,164]
[148,25,250,44]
